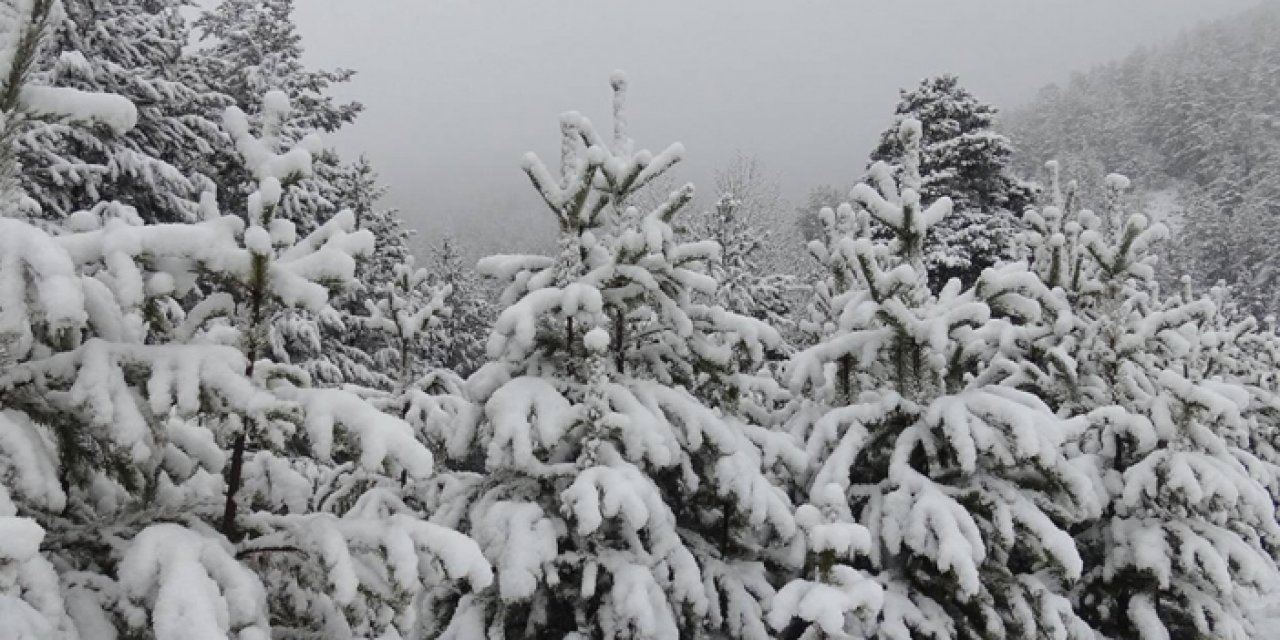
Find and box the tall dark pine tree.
[870,75,1032,291]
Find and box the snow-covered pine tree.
[191,0,393,391]
[316,156,418,391]
[691,192,796,336]
[15,0,228,225]
[869,75,1034,292]
[773,119,1098,639]
[213,93,492,637]
[191,0,360,226]
[418,73,804,640]
[1,12,490,633]
[192,0,360,137]
[1020,165,1280,640]
[425,235,493,377]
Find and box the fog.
[292,0,1260,255]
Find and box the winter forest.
[2,1,1280,639]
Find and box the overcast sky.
[292,0,1261,254]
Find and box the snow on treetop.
[1105,173,1131,191]
[610,69,628,90]
[898,117,923,144]
[262,90,291,119]
[584,327,610,351]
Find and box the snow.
[0,411,66,512]
[475,501,558,602]
[484,376,576,472]
[0,516,44,560]
[584,326,611,351]
[768,566,883,636]
[283,384,435,478]
[561,459,672,536]
[20,85,138,135]
[118,525,270,640]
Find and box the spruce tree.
[321,157,420,390]
[773,120,1096,639]
[426,235,493,377]
[691,193,796,333]
[870,75,1033,292]
[420,73,803,640]
[1021,165,1280,639]
[191,0,398,391]
[0,12,489,634]
[15,0,228,225]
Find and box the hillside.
[1004,2,1280,312]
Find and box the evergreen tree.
[1020,165,1280,639]
[0,12,489,634]
[773,120,1096,639]
[191,0,397,391]
[1005,5,1280,314]
[320,156,419,390]
[190,0,360,234]
[15,0,228,225]
[691,193,796,334]
[870,75,1033,292]
[418,73,804,639]
[192,0,360,135]
[426,235,493,377]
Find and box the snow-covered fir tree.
[191,0,359,238]
[870,75,1034,292]
[416,73,805,640]
[690,192,796,335]
[190,0,401,390]
[15,0,228,225]
[0,10,490,634]
[6,1,1280,636]
[318,156,421,390]
[773,119,1098,639]
[425,235,493,377]
[1020,164,1280,639]
[192,0,360,136]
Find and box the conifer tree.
[192,0,395,390]
[426,235,493,376]
[419,73,804,640]
[1020,164,1280,640]
[773,120,1097,639]
[870,75,1033,292]
[16,0,228,225]
[1,12,489,634]
[320,157,419,390]
[692,193,796,333]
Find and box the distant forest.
[1004,3,1280,314]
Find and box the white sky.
[292,0,1263,254]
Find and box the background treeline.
[1004,3,1280,314]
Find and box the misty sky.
[292,0,1261,254]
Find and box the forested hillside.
[1004,3,1280,314]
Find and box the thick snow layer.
[20,85,138,134]
[118,524,270,640]
[283,385,435,477]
